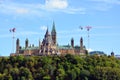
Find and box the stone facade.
[10,22,87,56]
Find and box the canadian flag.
[10,28,16,32]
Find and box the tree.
[93,66,120,80]
[56,68,66,80]
[43,75,51,80]
[3,74,13,80]
[10,68,19,80]
[19,67,33,80]
[0,73,4,80]
[65,69,77,80]
[80,69,90,80]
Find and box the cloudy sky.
[0,0,120,56]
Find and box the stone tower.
[25,38,29,48]
[16,38,20,53]
[51,22,56,45]
[71,38,74,48]
[80,37,83,50]
[42,28,53,55]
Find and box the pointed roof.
[45,27,48,37]
[80,37,83,41]
[16,38,19,44]
[52,22,56,33]
[17,38,19,41]
[26,38,28,41]
[71,37,74,41]
[45,27,51,38]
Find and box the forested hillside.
[0,54,120,80]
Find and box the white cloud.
[17,31,39,36]
[0,0,85,17]
[87,48,94,52]
[0,31,40,38]
[45,0,68,9]
[94,3,112,11]
[90,0,120,5]
[40,26,47,31]
[0,2,29,15]
[44,0,85,14]
[15,8,29,14]
[89,0,120,11]
[63,8,86,14]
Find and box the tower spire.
[25,38,29,48]
[71,38,74,48]
[52,21,56,33]
[80,37,83,50]
[45,27,49,38]
[16,38,20,54]
[51,21,56,45]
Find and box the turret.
[111,51,114,56]
[80,37,83,50]
[16,38,20,53]
[25,38,29,48]
[71,38,74,48]
[51,22,56,45]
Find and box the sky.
[0,0,120,56]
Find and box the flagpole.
[86,26,92,52]
[13,31,15,53]
[10,28,16,53]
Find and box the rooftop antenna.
[86,26,92,52]
[10,28,16,53]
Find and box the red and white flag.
[86,26,92,31]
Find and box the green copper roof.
[58,45,73,49]
[74,46,80,49]
[20,46,39,50]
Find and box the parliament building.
[10,22,87,56]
